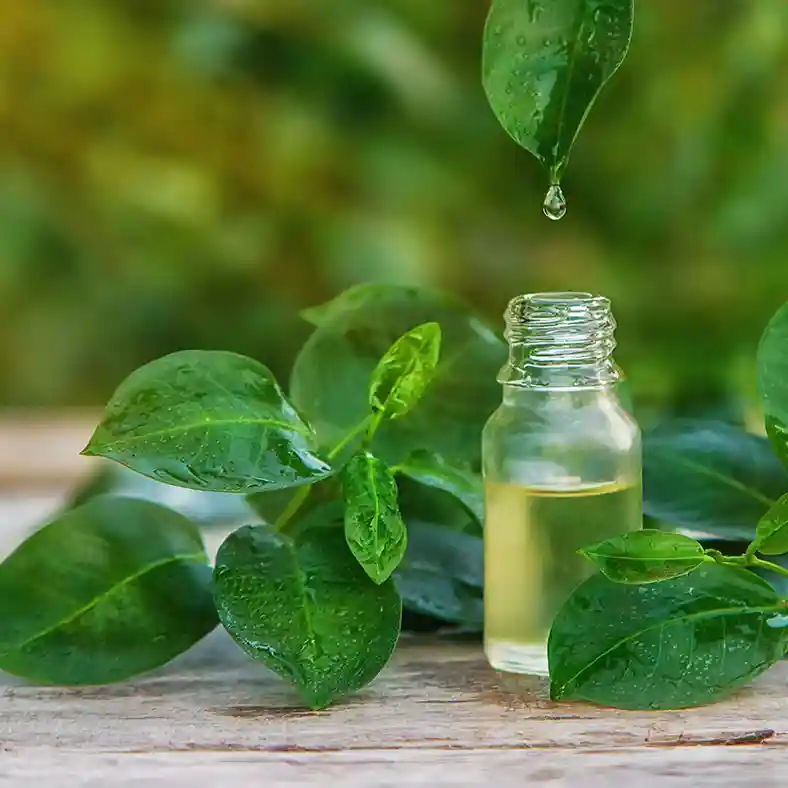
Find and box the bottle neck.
[498,292,620,391]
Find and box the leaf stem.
[744,556,788,580]
[274,415,373,533]
[364,410,385,447]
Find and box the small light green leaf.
[83,350,332,494]
[579,529,707,584]
[0,496,217,685]
[549,564,786,710]
[342,452,407,584]
[369,322,441,421]
[754,493,788,556]
[213,524,402,710]
[290,283,507,467]
[643,420,788,541]
[758,300,788,470]
[396,450,484,523]
[483,0,634,183]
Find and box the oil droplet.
[542,184,567,221]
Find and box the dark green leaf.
[580,529,707,584]
[643,420,788,540]
[394,521,484,628]
[342,452,407,584]
[482,0,634,183]
[369,322,441,420]
[396,450,484,523]
[83,350,331,494]
[758,300,788,469]
[290,284,507,467]
[397,474,482,537]
[754,494,788,556]
[0,496,217,685]
[213,524,402,710]
[549,564,786,710]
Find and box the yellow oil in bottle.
[484,479,642,676]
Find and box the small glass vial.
[482,292,642,676]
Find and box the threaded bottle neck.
[499,292,620,389]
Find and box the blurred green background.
[1,0,786,422]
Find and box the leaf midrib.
[1,551,207,657]
[554,601,785,698]
[87,416,310,454]
[649,446,777,508]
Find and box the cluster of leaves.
[0,284,500,709]
[548,300,788,710]
[2,284,788,713]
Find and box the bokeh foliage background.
[1,0,787,422]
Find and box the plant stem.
[744,556,788,579]
[273,415,373,533]
[364,410,385,446]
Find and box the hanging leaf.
[396,450,484,523]
[290,284,506,467]
[83,350,331,494]
[342,452,407,584]
[753,493,788,556]
[369,322,442,421]
[579,529,707,584]
[643,420,788,541]
[482,0,634,184]
[549,564,787,710]
[0,496,217,685]
[757,300,788,469]
[213,524,402,710]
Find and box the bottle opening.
[501,291,619,387]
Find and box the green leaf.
[396,450,484,523]
[579,529,707,584]
[643,420,788,541]
[482,0,634,183]
[213,524,402,710]
[394,521,484,628]
[342,452,407,584]
[83,350,332,494]
[369,322,442,420]
[758,300,788,469]
[754,494,788,556]
[548,564,787,710]
[0,496,217,685]
[290,284,507,467]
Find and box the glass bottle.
[482,292,642,676]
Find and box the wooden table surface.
[0,415,786,786]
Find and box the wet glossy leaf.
[369,322,441,420]
[758,300,788,469]
[483,0,634,182]
[753,494,788,556]
[213,524,401,709]
[290,284,506,467]
[643,420,788,540]
[0,496,217,685]
[342,452,407,584]
[580,529,707,584]
[549,564,786,710]
[83,350,332,494]
[394,520,483,628]
[396,451,484,523]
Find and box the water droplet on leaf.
[543,184,567,221]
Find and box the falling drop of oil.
[542,184,567,221]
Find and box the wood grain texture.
[0,421,787,786]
